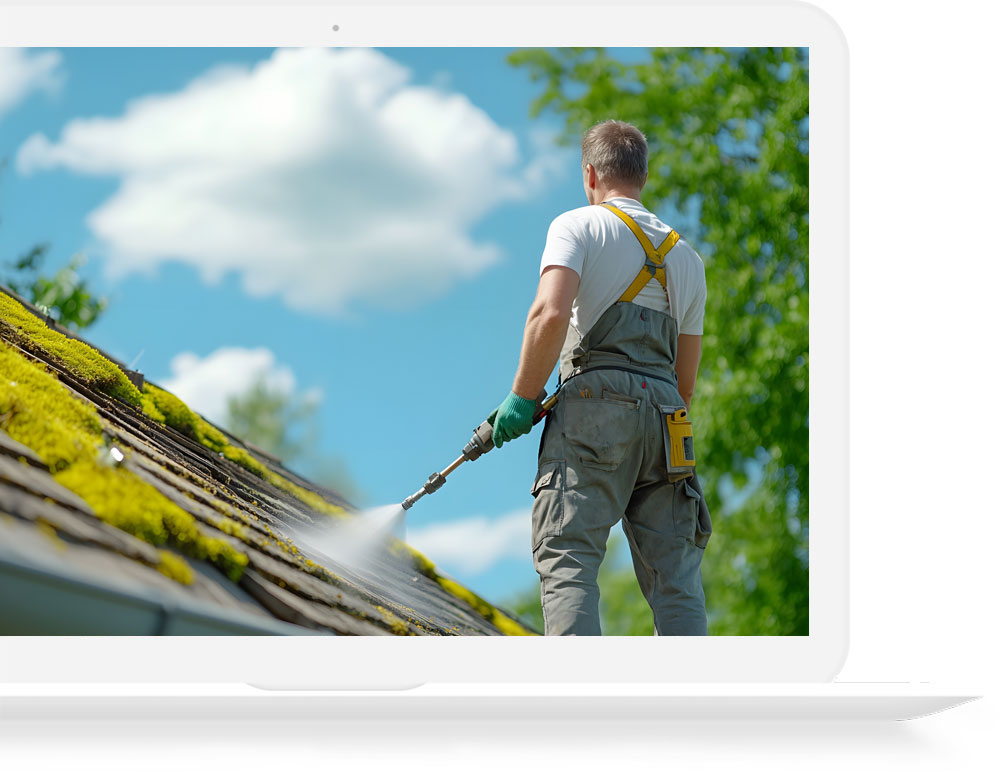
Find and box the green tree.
[2,245,108,330]
[1,159,108,330]
[506,47,809,635]
[225,374,320,464]
[223,375,361,505]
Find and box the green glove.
[490,391,536,449]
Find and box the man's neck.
[600,190,642,204]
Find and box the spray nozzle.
[401,471,447,510]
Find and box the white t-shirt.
[539,196,707,340]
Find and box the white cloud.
[0,48,62,121]
[16,47,563,314]
[158,346,307,424]
[407,509,530,575]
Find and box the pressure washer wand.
[400,389,559,512]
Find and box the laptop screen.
[0,44,808,641]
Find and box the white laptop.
[0,1,980,722]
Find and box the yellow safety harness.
[598,202,694,478]
[600,202,680,304]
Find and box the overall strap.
[600,202,680,303]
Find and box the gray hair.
[581,120,648,189]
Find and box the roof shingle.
[0,286,535,636]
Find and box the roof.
[0,285,534,636]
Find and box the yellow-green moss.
[392,542,437,576]
[0,340,248,584]
[437,577,533,636]
[143,382,346,518]
[375,605,410,635]
[489,613,533,637]
[36,521,67,552]
[214,515,249,541]
[140,395,165,424]
[0,345,103,471]
[0,292,143,407]
[390,540,534,636]
[157,550,195,585]
[265,470,345,517]
[3,295,524,632]
[53,459,248,581]
[141,383,191,431]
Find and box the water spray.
[401,389,558,512]
[288,390,559,582]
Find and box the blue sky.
[0,46,667,603]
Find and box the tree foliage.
[223,375,361,506]
[225,374,320,464]
[1,160,107,330]
[505,47,809,635]
[2,245,107,330]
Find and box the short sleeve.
[539,212,586,277]
[679,257,707,335]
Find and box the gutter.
[0,550,327,636]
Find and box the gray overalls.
[531,203,713,636]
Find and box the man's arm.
[490,265,579,448]
[511,265,580,400]
[675,333,702,412]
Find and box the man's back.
[540,195,707,347]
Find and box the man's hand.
[490,391,537,448]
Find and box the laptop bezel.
[0,1,848,685]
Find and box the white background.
[1,0,997,769]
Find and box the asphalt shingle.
[0,285,535,636]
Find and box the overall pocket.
[560,392,640,471]
[672,477,711,549]
[530,459,565,551]
[695,493,713,549]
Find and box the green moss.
[0,340,248,584]
[142,382,201,437]
[264,470,345,517]
[56,461,170,542]
[219,441,267,475]
[157,550,195,585]
[36,521,67,552]
[437,577,533,636]
[0,345,103,472]
[390,539,534,636]
[214,515,249,541]
[392,542,437,576]
[3,298,523,632]
[0,292,143,407]
[143,381,346,518]
[140,395,165,424]
[374,605,410,635]
[490,613,533,637]
[52,459,248,581]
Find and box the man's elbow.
[530,301,571,328]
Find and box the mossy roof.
[0,285,534,636]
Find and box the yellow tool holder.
[665,407,696,476]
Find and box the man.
[491,119,712,636]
